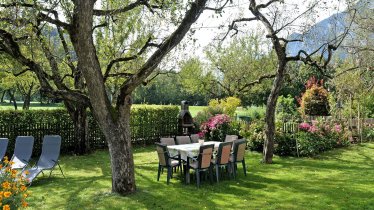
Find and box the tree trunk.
[0,90,5,103]
[73,107,90,155]
[65,102,90,155]
[8,90,17,110]
[105,103,136,194]
[22,94,31,110]
[263,62,287,163]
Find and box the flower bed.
[0,157,30,209]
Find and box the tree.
[179,57,216,102]
[221,0,351,163]
[0,0,220,194]
[206,35,277,103]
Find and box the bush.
[294,120,350,156]
[275,132,297,156]
[0,157,30,209]
[0,106,179,155]
[242,120,265,152]
[200,114,231,142]
[276,95,300,121]
[208,97,241,117]
[298,77,330,116]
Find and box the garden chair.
[190,134,199,143]
[155,143,181,184]
[11,136,34,170]
[160,137,176,146]
[225,135,238,142]
[0,138,9,160]
[186,144,214,188]
[211,141,233,182]
[230,139,247,179]
[175,136,191,145]
[23,135,65,184]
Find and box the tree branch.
[103,36,159,82]
[117,0,209,107]
[238,73,276,92]
[204,0,231,12]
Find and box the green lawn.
[26,143,374,209]
[0,102,63,110]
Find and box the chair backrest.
[190,134,199,143]
[175,136,191,145]
[197,144,214,169]
[225,135,238,142]
[36,135,62,169]
[155,143,170,167]
[160,137,175,146]
[216,141,233,165]
[232,139,246,162]
[0,138,9,160]
[11,136,34,169]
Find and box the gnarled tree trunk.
[263,52,287,163]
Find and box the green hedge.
[0,106,179,156]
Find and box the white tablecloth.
[168,141,221,161]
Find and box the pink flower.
[334,124,342,133]
[308,125,318,133]
[299,122,311,131]
[198,132,204,138]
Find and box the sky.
[180,0,348,59]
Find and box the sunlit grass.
[26,143,374,209]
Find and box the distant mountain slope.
[286,0,373,58]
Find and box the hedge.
[0,106,179,156]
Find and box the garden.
[0,0,373,209]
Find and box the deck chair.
[0,138,9,160]
[24,135,65,184]
[11,136,34,169]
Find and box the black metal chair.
[176,136,191,145]
[230,139,247,179]
[186,144,214,188]
[156,143,181,184]
[190,134,199,143]
[160,137,176,146]
[212,141,233,182]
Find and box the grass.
[0,102,63,110]
[26,143,374,209]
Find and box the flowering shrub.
[241,119,266,152]
[200,114,231,141]
[0,157,29,209]
[294,120,350,156]
[298,76,330,116]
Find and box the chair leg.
[57,163,65,178]
[227,164,232,180]
[242,160,247,176]
[167,167,172,185]
[196,170,200,188]
[215,164,219,183]
[232,162,236,180]
[209,166,213,184]
[157,165,161,181]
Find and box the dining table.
[167,141,222,184]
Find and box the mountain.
[286,0,373,58]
